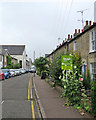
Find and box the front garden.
[34,52,96,118]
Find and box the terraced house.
[46,21,96,81]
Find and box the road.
[2,73,41,119]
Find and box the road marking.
[31,77,35,119]
[1,101,4,104]
[28,79,30,100]
[28,76,35,119]
[31,90,35,119]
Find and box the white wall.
[11,55,23,68]
[12,50,27,69]
[94,1,96,22]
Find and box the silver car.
[10,69,15,77]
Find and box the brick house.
[46,21,96,81]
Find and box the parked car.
[1,69,11,79]
[10,69,15,77]
[0,69,5,80]
[25,69,29,73]
[20,68,26,74]
[30,66,36,73]
[14,69,21,76]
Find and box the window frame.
[73,41,77,51]
[90,30,96,52]
[90,62,96,81]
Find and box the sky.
[0,0,96,62]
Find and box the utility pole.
[34,51,35,62]
[77,9,88,29]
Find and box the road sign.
[61,55,73,70]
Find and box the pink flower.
[79,78,83,81]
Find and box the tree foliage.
[34,57,49,74]
[49,53,62,84]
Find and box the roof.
[46,23,96,58]
[0,45,25,55]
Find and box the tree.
[49,53,62,84]
[34,57,49,74]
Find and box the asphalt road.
[1,73,41,119]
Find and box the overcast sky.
[0,0,96,61]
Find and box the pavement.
[33,74,92,119]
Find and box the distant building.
[26,55,32,69]
[0,45,27,69]
[0,46,7,68]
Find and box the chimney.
[82,29,83,32]
[71,35,72,39]
[75,29,77,34]
[93,22,96,24]
[60,44,61,46]
[78,29,80,34]
[65,38,67,42]
[84,20,90,30]
[74,29,78,37]
[63,40,64,43]
[68,34,70,40]
[86,20,88,26]
[89,21,92,26]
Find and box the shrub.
[34,57,49,75]
[83,70,91,90]
[91,81,96,117]
[60,69,89,111]
[49,53,62,85]
[41,71,46,79]
[13,63,20,69]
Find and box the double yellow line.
[28,76,35,119]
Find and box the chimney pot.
[75,29,77,34]
[68,34,70,39]
[86,20,88,26]
[78,29,80,33]
[89,21,91,25]
[71,35,72,39]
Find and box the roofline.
[46,23,96,58]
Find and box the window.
[90,31,96,52]
[73,41,77,51]
[19,60,22,68]
[90,62,96,80]
[64,47,67,54]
